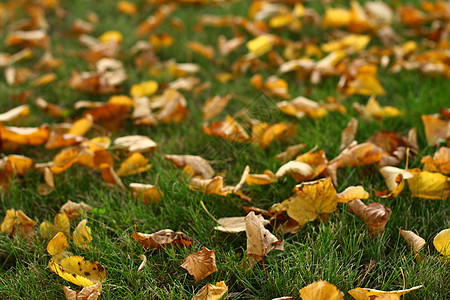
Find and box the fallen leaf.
[421,147,450,174]
[348,199,391,235]
[433,228,450,258]
[1,209,36,238]
[336,186,369,203]
[131,228,193,250]
[215,214,268,233]
[348,285,422,299]
[0,105,30,123]
[191,281,228,300]
[113,135,157,153]
[202,94,232,121]
[49,256,107,287]
[63,283,101,300]
[276,143,307,163]
[0,124,50,146]
[181,247,218,282]
[407,169,450,200]
[60,201,93,221]
[130,183,163,204]
[116,153,152,177]
[399,228,426,254]
[245,211,282,267]
[40,213,70,238]
[275,161,315,181]
[165,155,215,179]
[203,116,250,143]
[299,281,344,300]
[340,117,358,150]
[73,219,92,248]
[422,114,450,145]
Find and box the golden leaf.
[323,8,351,28]
[50,147,82,174]
[189,176,232,196]
[246,170,277,186]
[68,116,94,137]
[47,232,69,257]
[116,153,152,177]
[433,228,450,258]
[421,147,450,174]
[246,35,273,57]
[188,41,215,60]
[363,96,402,119]
[117,1,137,16]
[49,256,107,287]
[277,96,327,119]
[130,80,158,97]
[299,281,344,300]
[40,213,70,238]
[336,186,369,203]
[276,143,307,163]
[203,116,250,143]
[348,286,422,299]
[130,183,163,204]
[0,124,50,145]
[181,247,218,282]
[348,199,391,235]
[191,281,228,300]
[407,169,450,200]
[73,219,92,248]
[284,178,338,226]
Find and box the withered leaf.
[181,247,218,282]
[131,228,193,250]
[348,199,391,235]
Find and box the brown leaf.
[63,283,101,300]
[340,117,358,150]
[131,228,193,250]
[421,147,450,174]
[202,94,231,121]
[275,143,307,163]
[422,114,450,145]
[181,247,218,282]
[399,228,426,254]
[60,201,93,221]
[245,211,282,267]
[130,183,163,204]
[348,199,391,235]
[203,115,250,143]
[113,135,157,153]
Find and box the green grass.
[1,0,449,299]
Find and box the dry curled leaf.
[421,147,450,174]
[399,228,426,254]
[63,283,101,300]
[165,155,215,179]
[215,214,268,233]
[1,209,36,238]
[113,135,157,153]
[60,201,93,221]
[181,247,218,282]
[348,199,391,235]
[131,228,193,250]
[422,114,450,145]
[73,219,92,248]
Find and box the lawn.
[0,0,449,299]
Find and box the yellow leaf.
[68,116,93,137]
[246,35,273,57]
[364,96,402,119]
[130,80,158,97]
[98,30,122,44]
[433,228,450,257]
[0,124,50,145]
[336,186,369,203]
[117,1,137,15]
[130,183,163,204]
[321,34,370,54]
[299,281,344,300]
[323,8,351,28]
[284,178,337,226]
[191,281,228,300]
[49,256,107,287]
[47,232,69,256]
[348,286,422,299]
[246,170,277,186]
[117,153,152,177]
[407,169,450,200]
[73,219,92,248]
[40,213,70,238]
